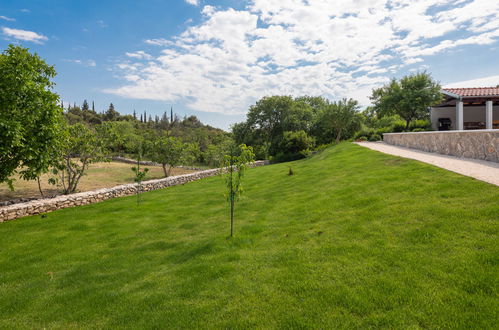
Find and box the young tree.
[148,136,189,177]
[51,123,107,194]
[222,144,255,237]
[370,72,442,130]
[0,44,65,189]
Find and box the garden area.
[0,144,497,328]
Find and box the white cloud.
[0,15,15,22]
[63,59,96,67]
[444,75,499,88]
[185,0,199,6]
[107,0,499,114]
[126,51,152,60]
[1,27,48,43]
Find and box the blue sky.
[1,0,499,130]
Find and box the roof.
[442,87,499,98]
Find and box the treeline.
[62,100,232,167]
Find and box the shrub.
[357,136,368,142]
[368,133,382,141]
[392,120,407,132]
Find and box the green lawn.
[0,143,497,328]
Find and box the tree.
[242,95,314,157]
[82,99,89,111]
[0,44,64,189]
[313,98,362,144]
[370,72,442,130]
[148,136,189,177]
[222,144,255,237]
[51,123,107,194]
[104,103,120,121]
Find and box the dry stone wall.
[383,130,499,162]
[0,161,268,222]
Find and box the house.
[430,87,499,131]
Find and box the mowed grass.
[0,143,497,328]
[0,162,195,202]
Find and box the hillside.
[0,143,497,328]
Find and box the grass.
[0,162,195,202]
[0,143,497,328]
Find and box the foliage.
[222,143,255,237]
[370,72,442,129]
[0,45,64,189]
[131,159,149,205]
[234,95,363,161]
[50,123,107,194]
[312,98,362,144]
[274,130,315,162]
[148,136,196,177]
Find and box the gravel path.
[356,142,499,186]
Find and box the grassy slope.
[0,162,195,202]
[0,143,497,329]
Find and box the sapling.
[131,158,149,205]
[222,144,255,237]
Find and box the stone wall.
[383,130,499,162]
[0,161,268,222]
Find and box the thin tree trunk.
[335,127,343,143]
[162,164,168,177]
[405,119,411,131]
[230,197,234,237]
[37,176,44,198]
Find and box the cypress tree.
[170,107,173,122]
[92,101,95,112]
[82,100,89,111]
[140,114,143,123]
[133,109,137,120]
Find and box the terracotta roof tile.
[443,87,499,97]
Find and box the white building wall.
[431,105,499,130]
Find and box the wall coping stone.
[383,129,498,135]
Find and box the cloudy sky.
[1,0,499,129]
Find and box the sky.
[1,0,499,130]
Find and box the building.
[430,87,499,131]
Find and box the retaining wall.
[0,161,267,222]
[383,130,499,162]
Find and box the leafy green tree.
[240,95,314,157]
[149,136,190,177]
[313,98,362,144]
[51,123,107,194]
[222,144,255,237]
[0,44,65,189]
[98,121,137,156]
[370,72,442,130]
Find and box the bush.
[410,119,432,131]
[392,120,407,132]
[357,136,368,142]
[368,134,382,141]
